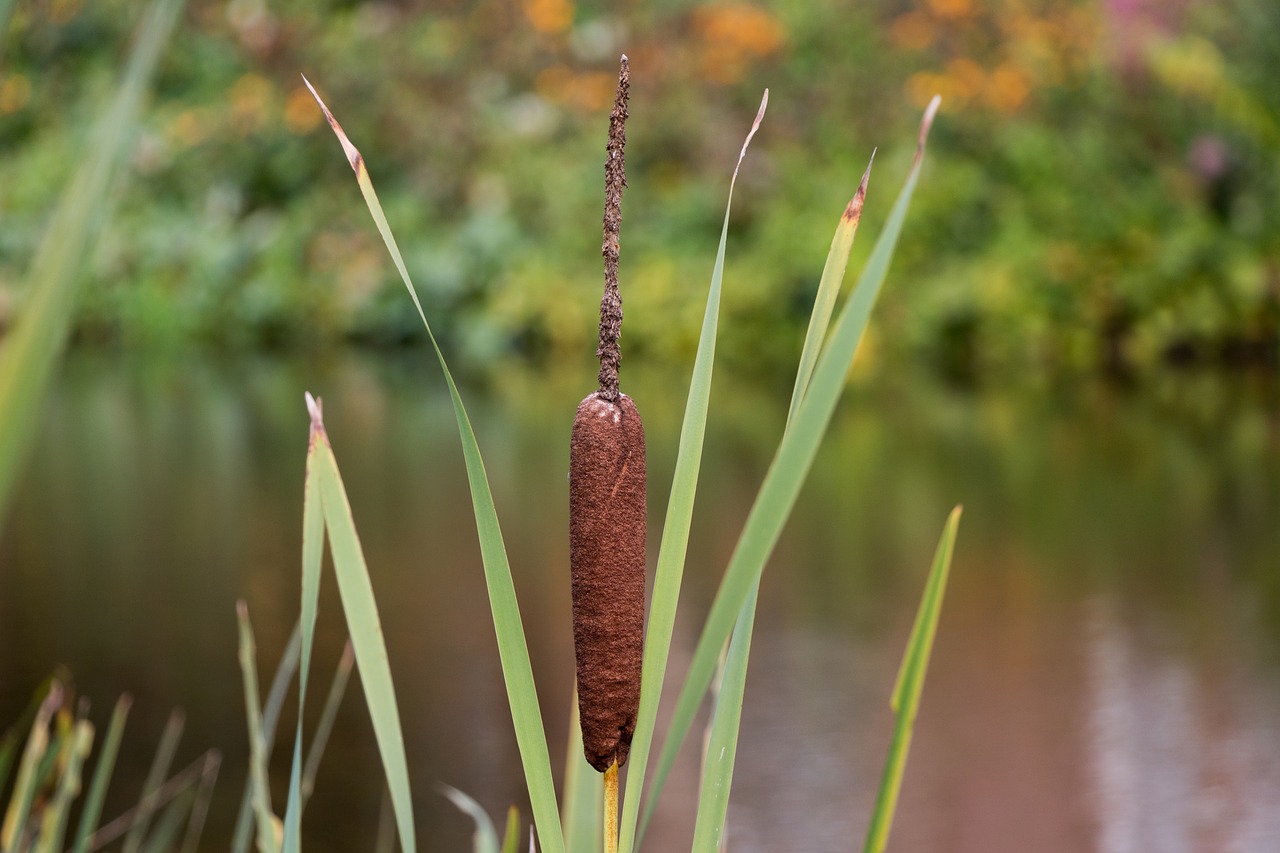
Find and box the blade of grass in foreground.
[690,153,875,850]
[0,0,183,523]
[36,712,94,853]
[561,694,602,853]
[439,785,500,853]
[236,604,280,853]
[862,506,961,853]
[305,77,563,853]
[307,398,416,853]
[72,694,132,853]
[123,709,185,853]
[232,625,302,853]
[283,396,328,853]
[639,96,942,843]
[616,90,768,853]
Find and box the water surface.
[2,351,1279,851]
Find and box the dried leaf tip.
[731,89,769,182]
[302,74,364,174]
[305,391,325,438]
[913,95,942,167]
[597,55,631,401]
[843,148,877,223]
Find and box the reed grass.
[0,679,220,853]
[295,66,959,853]
[0,0,183,522]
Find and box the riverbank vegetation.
[2,0,1277,375]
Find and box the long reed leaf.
[862,506,961,853]
[616,90,768,853]
[283,395,328,852]
[639,96,941,842]
[0,0,182,523]
[232,625,301,853]
[305,77,563,852]
[501,806,521,853]
[308,404,416,853]
[561,694,602,853]
[689,150,876,851]
[236,603,279,853]
[72,694,132,853]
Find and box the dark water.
[3,351,1280,852]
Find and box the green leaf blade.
[863,505,961,853]
[640,97,941,838]
[618,90,768,853]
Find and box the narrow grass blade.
[688,581,756,853]
[236,602,280,853]
[863,506,961,853]
[308,406,417,853]
[232,623,301,853]
[616,90,768,853]
[306,77,563,853]
[78,753,218,852]
[561,693,602,853]
[36,714,94,853]
[691,150,876,852]
[373,790,395,853]
[640,96,942,841]
[283,394,329,852]
[300,641,355,805]
[1,682,60,849]
[72,694,132,853]
[440,784,500,853]
[0,0,183,522]
[501,806,521,853]
[138,786,197,853]
[178,751,221,853]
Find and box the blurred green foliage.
[1,0,1277,375]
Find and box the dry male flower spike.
[569,55,647,774]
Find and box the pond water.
[3,350,1280,852]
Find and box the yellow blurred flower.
[890,12,936,52]
[926,0,973,20]
[0,74,31,114]
[167,108,212,148]
[50,0,82,25]
[984,62,1031,112]
[284,85,323,134]
[523,0,573,35]
[535,65,615,112]
[230,72,275,134]
[946,57,987,103]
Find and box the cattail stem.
[604,760,619,853]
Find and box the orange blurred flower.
[523,0,573,36]
[890,12,936,52]
[693,3,786,84]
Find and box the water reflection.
[2,351,1279,851]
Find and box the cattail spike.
[597,56,630,402]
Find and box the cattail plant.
[568,55,646,851]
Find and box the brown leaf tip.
[305,391,326,442]
[842,148,876,223]
[301,73,364,175]
[913,95,942,167]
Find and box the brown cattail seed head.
[569,391,646,771]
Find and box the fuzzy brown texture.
[569,391,646,772]
[597,56,629,402]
